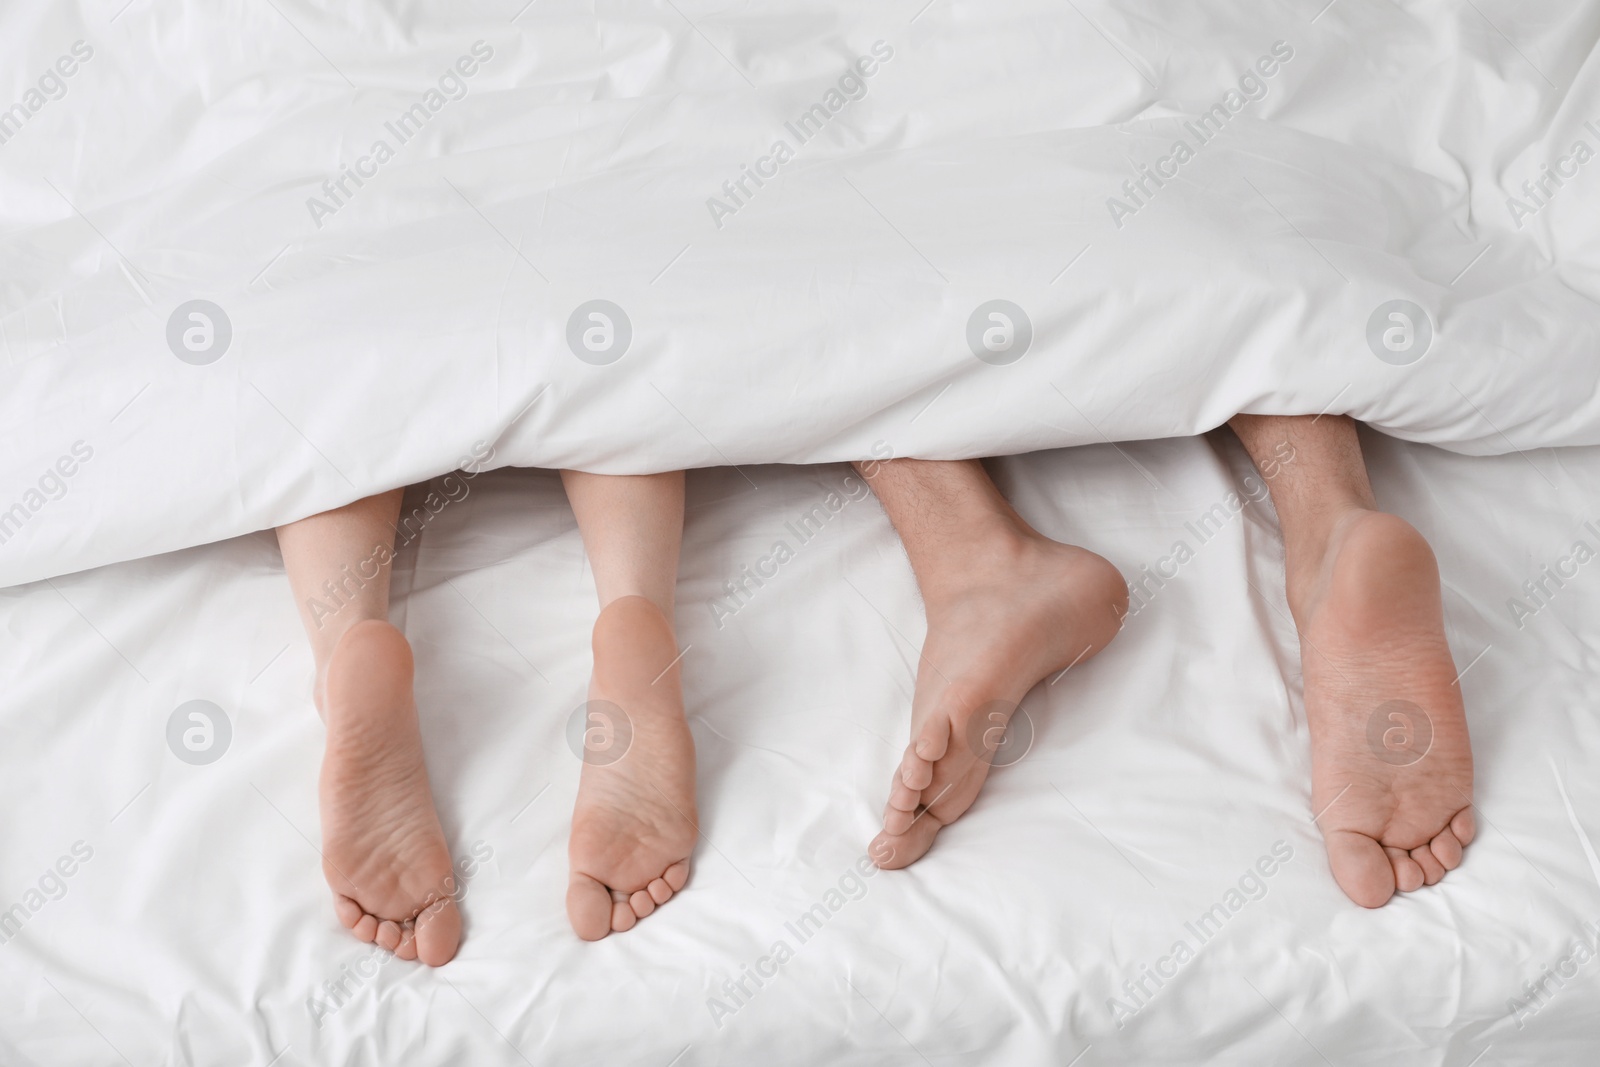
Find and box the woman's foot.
[874,529,1126,868]
[1291,509,1475,907]
[319,620,461,965]
[566,596,698,940]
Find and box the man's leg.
[277,490,461,966]
[853,458,1127,868]
[559,471,696,940]
[1230,414,1474,907]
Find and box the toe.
[376,920,402,952]
[867,834,899,867]
[648,878,672,905]
[1386,846,1425,892]
[913,715,950,763]
[887,773,920,812]
[629,889,656,918]
[1451,807,1477,846]
[1410,844,1446,886]
[1430,827,1464,871]
[664,861,690,892]
[871,815,942,871]
[1325,830,1396,908]
[899,749,933,792]
[353,913,379,942]
[567,873,613,942]
[883,804,916,836]
[414,896,461,966]
[611,898,637,933]
[334,895,364,930]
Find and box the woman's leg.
[1229,414,1474,908]
[278,491,402,707]
[559,471,697,940]
[277,490,461,965]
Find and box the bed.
[3,0,1599,1063]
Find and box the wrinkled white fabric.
[2,2,1599,585]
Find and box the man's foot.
[1292,509,1475,908]
[319,620,461,965]
[567,596,697,940]
[875,530,1126,868]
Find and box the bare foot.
[875,530,1126,868]
[319,620,461,965]
[566,596,697,940]
[1292,509,1475,908]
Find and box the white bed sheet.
[1,432,1597,1065]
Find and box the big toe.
[871,817,942,871]
[664,860,690,892]
[1430,825,1465,870]
[334,894,365,930]
[414,897,462,966]
[1326,830,1397,908]
[567,873,614,941]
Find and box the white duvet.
[3,1,1600,586]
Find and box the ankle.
[912,516,1045,605]
[1282,503,1375,621]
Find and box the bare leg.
[559,471,696,940]
[854,459,1126,869]
[278,491,402,708]
[277,490,461,965]
[1230,415,1474,907]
